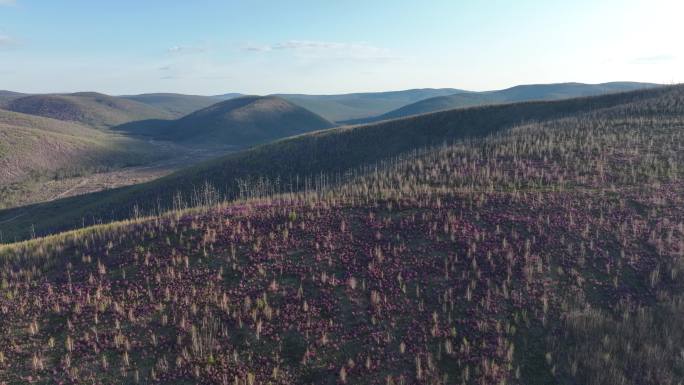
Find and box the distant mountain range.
[114,95,334,148]
[1,84,676,241]
[121,93,245,117]
[6,89,464,123]
[344,82,660,124]
[0,82,664,189]
[0,90,27,105]
[0,83,661,127]
[275,88,464,122]
[2,92,174,129]
[0,82,663,208]
[121,93,221,117]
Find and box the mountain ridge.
[3,92,174,128]
[345,82,661,124]
[276,88,465,121]
[114,95,335,148]
[1,84,679,242]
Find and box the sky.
[0,0,682,95]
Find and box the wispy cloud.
[242,40,401,62]
[156,59,232,81]
[0,34,15,47]
[242,43,271,52]
[158,64,181,79]
[272,40,360,50]
[0,0,16,6]
[631,54,677,64]
[167,44,207,55]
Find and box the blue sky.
[0,0,682,95]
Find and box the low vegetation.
[4,92,173,129]
[0,85,677,242]
[0,109,168,209]
[0,91,27,106]
[0,83,682,384]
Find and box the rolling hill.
[1,85,680,242]
[121,93,224,117]
[0,109,164,209]
[1,82,682,384]
[114,95,335,148]
[3,92,174,128]
[277,88,464,122]
[350,82,660,123]
[0,90,27,105]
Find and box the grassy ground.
[0,105,240,210]
[0,83,682,384]
[0,108,170,209]
[0,85,679,243]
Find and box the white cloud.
[272,40,349,50]
[167,45,207,55]
[0,34,14,47]
[242,40,401,62]
[631,54,677,64]
[241,43,271,52]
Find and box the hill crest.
[348,82,660,123]
[115,95,335,147]
[4,93,173,128]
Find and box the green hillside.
[114,96,335,148]
[278,88,464,122]
[4,92,174,128]
[0,109,164,209]
[0,85,679,242]
[353,82,660,123]
[121,93,223,117]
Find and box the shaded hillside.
[352,82,660,123]
[0,109,163,208]
[1,85,680,241]
[122,93,223,117]
[278,88,464,122]
[115,96,334,148]
[1,87,682,384]
[4,92,174,128]
[0,90,27,105]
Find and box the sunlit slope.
[0,85,681,241]
[354,82,659,123]
[0,109,153,186]
[1,83,682,383]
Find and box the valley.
[1,139,234,210]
